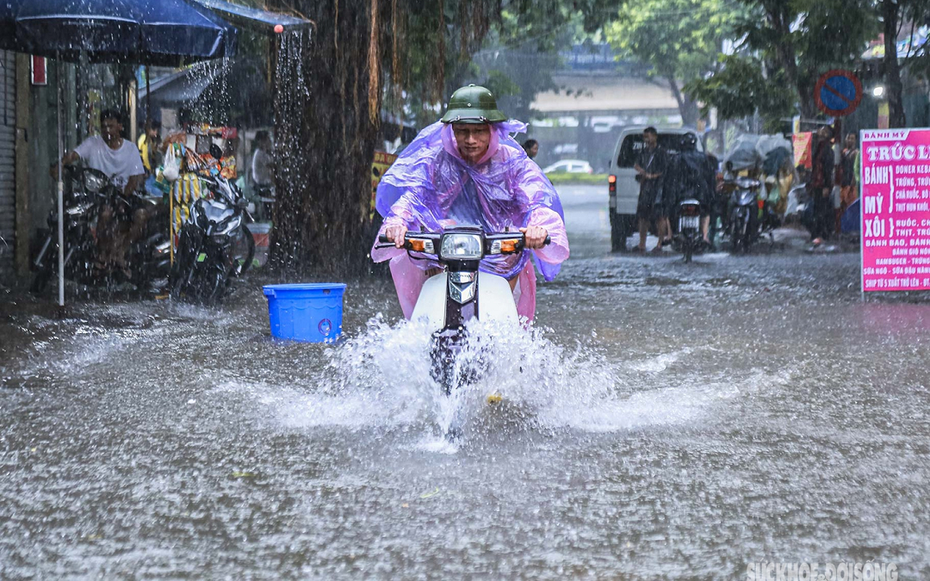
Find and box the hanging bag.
[163,144,181,182]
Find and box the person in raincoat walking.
[371,84,569,322]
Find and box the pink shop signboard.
[861,129,930,292]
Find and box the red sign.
[860,128,930,292]
[31,56,47,85]
[814,70,862,117]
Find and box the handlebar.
[377,231,550,253]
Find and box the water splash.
[246,315,746,447]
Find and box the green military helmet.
[440,84,507,124]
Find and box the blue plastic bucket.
[263,283,346,343]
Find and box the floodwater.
[2,185,929,579]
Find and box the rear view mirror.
[210,143,223,160]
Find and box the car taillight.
[608,174,616,194]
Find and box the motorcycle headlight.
[84,172,106,193]
[440,233,483,260]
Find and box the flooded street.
[2,185,929,579]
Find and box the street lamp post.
[872,85,889,129]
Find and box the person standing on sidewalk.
[837,132,859,234]
[633,127,669,252]
[809,125,834,245]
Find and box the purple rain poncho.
[371,120,570,321]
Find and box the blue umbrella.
[0,0,236,65]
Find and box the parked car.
[542,159,593,174]
[607,126,703,251]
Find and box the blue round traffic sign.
[814,69,862,117]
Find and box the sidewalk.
[771,225,860,254]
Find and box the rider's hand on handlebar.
[520,226,548,249]
[384,225,408,248]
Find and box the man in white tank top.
[52,110,147,275]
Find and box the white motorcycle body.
[411,270,519,330]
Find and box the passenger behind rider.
[51,109,146,275]
[373,84,569,321]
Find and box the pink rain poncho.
[371,120,569,321]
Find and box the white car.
[542,159,593,174]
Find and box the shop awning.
[194,0,313,35]
[138,61,222,106]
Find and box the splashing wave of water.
[238,315,750,445]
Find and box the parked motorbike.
[377,227,549,395]
[169,170,255,304]
[727,176,764,253]
[674,198,703,262]
[31,166,171,294]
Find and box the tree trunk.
[665,76,699,127]
[882,0,907,128]
[268,0,384,275]
[762,0,812,118]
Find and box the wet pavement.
[2,185,929,579]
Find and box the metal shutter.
[0,50,14,278]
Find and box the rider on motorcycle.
[51,109,147,275]
[372,84,569,321]
[672,133,717,245]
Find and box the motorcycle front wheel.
[730,209,751,254]
[743,207,759,252]
[169,226,200,300]
[201,263,230,305]
[231,224,255,277]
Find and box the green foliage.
[390,0,628,127]
[604,0,747,123]
[607,0,742,81]
[685,55,795,130]
[883,0,930,84]
[717,0,877,120]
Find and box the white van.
[607,126,702,251]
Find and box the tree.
[604,0,746,126]
[468,6,581,123]
[685,54,795,131]
[262,0,639,274]
[689,0,876,126]
[263,0,630,273]
[881,0,907,128]
[876,0,930,128]
[265,0,501,273]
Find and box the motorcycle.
[31,166,171,294]
[675,198,703,262]
[727,175,764,253]
[169,170,255,304]
[377,227,549,394]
